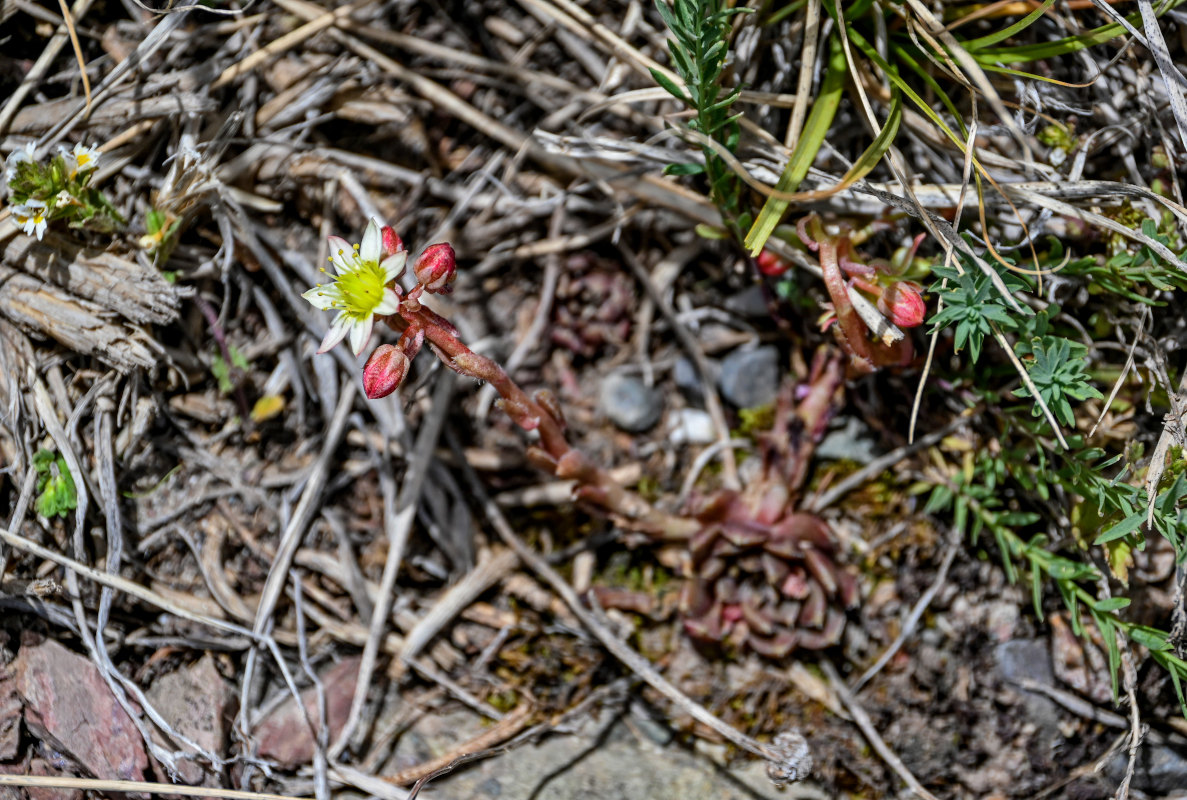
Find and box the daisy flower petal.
[349,314,374,356]
[302,284,339,311]
[327,236,355,274]
[72,142,99,173]
[317,314,351,354]
[375,287,400,316]
[359,218,382,264]
[380,251,407,283]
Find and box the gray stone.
[723,285,770,318]
[146,654,229,785]
[674,357,703,393]
[599,373,663,432]
[254,656,361,768]
[816,418,880,464]
[718,346,780,409]
[14,635,148,783]
[995,639,1061,733]
[1105,742,1187,795]
[386,710,821,800]
[996,639,1054,685]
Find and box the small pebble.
[1105,744,1187,795]
[674,356,719,398]
[723,284,770,318]
[718,346,779,409]
[599,373,663,432]
[816,418,880,464]
[667,408,716,445]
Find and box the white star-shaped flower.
[12,200,48,240]
[4,142,39,185]
[302,218,406,355]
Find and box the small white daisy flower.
[302,218,406,355]
[55,190,82,209]
[62,142,99,178]
[12,200,48,240]
[4,142,39,185]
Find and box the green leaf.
[1130,625,1172,651]
[1013,335,1103,427]
[650,67,690,105]
[964,0,1057,51]
[1093,597,1131,612]
[744,35,845,255]
[33,453,78,520]
[1095,509,1146,545]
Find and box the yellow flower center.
[331,257,389,319]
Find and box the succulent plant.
[551,252,634,358]
[679,351,858,658]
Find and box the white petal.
[317,314,351,353]
[380,252,407,282]
[33,219,46,240]
[360,219,382,264]
[327,236,355,274]
[302,284,339,310]
[375,288,400,315]
[349,315,375,356]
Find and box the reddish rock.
[0,750,83,800]
[0,665,19,761]
[13,636,148,783]
[254,656,360,768]
[146,655,230,785]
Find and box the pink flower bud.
[363,344,410,399]
[414,243,456,293]
[756,249,790,276]
[381,226,404,256]
[878,282,926,328]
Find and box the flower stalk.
[303,220,865,656]
[796,213,921,373]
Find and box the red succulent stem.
[412,312,698,538]
[810,217,874,372]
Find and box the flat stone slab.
[13,635,148,783]
[386,707,828,800]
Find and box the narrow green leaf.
[664,162,706,176]
[1093,597,1131,612]
[650,67,690,105]
[964,0,1057,51]
[743,35,845,255]
[1094,510,1146,545]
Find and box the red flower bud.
[363,344,410,399]
[381,226,404,256]
[878,282,926,328]
[756,249,791,276]
[414,243,456,294]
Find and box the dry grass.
[0,2,1185,799]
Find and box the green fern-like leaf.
[928,263,1021,361]
[1012,336,1103,427]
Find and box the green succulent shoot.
[33,448,78,519]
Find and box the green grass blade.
[964,0,1056,51]
[835,90,902,188]
[743,35,845,255]
[971,0,1185,64]
[892,44,968,138]
[848,27,966,151]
